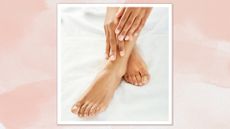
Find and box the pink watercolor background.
[0,0,230,129]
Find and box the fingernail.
[115,29,120,34]
[125,36,129,40]
[111,55,116,61]
[120,51,125,56]
[118,35,124,41]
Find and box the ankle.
[104,61,126,78]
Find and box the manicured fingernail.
[115,29,120,34]
[118,35,124,41]
[125,36,129,40]
[105,54,108,59]
[111,55,116,61]
[120,51,125,56]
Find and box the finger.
[118,13,137,41]
[115,8,131,35]
[133,19,145,37]
[126,16,142,39]
[118,40,125,57]
[144,7,152,18]
[116,7,125,19]
[108,23,117,61]
[104,26,110,59]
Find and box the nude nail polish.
[120,51,125,56]
[111,55,116,60]
[118,35,124,41]
[125,36,129,40]
[115,29,120,34]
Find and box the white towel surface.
[59,6,171,122]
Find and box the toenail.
[143,76,148,83]
[118,35,124,41]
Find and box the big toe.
[71,102,82,115]
[141,73,150,84]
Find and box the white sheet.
[59,7,170,122]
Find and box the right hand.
[104,8,125,61]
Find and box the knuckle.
[109,22,114,27]
[126,21,132,25]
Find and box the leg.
[71,7,137,117]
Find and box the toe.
[89,104,98,116]
[79,103,88,117]
[123,74,129,83]
[84,103,93,117]
[95,106,101,115]
[131,75,138,86]
[135,74,143,86]
[127,75,133,84]
[140,70,150,84]
[71,102,82,115]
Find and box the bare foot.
[124,47,150,86]
[71,61,125,117]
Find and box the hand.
[115,7,152,41]
[104,8,125,61]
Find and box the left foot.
[123,47,150,86]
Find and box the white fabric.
[59,7,170,122]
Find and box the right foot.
[123,47,150,86]
[71,61,125,117]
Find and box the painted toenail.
[118,35,124,41]
[143,76,148,83]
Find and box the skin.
[71,7,137,117]
[105,7,151,86]
[104,7,152,59]
[124,46,150,86]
